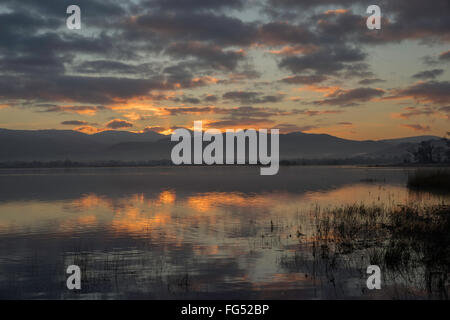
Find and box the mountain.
[379,135,441,145]
[279,132,387,158]
[0,128,442,163]
[0,129,165,161]
[0,129,102,161]
[90,130,164,145]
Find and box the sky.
[0,0,449,140]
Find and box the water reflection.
[0,166,448,299]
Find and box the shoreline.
[0,160,449,169]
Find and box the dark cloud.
[74,60,155,75]
[439,50,450,61]
[143,0,244,12]
[258,22,314,46]
[160,106,300,118]
[280,75,327,84]
[207,118,274,129]
[268,0,359,9]
[165,42,245,71]
[412,69,444,80]
[422,50,450,66]
[358,78,385,85]
[388,81,450,105]
[163,106,217,116]
[2,0,127,24]
[314,87,385,106]
[204,95,218,103]
[106,119,133,129]
[61,120,90,126]
[180,97,202,105]
[0,54,69,75]
[279,45,367,76]
[225,106,299,118]
[374,0,450,43]
[0,73,214,105]
[222,91,284,104]
[128,12,257,47]
[391,106,435,119]
[400,124,431,132]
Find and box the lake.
[0,166,448,299]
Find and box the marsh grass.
[281,203,450,299]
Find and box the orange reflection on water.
[305,184,408,205]
[111,206,172,235]
[158,190,176,204]
[72,193,110,209]
[186,192,273,212]
[77,215,97,226]
[193,244,220,256]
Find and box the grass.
[309,203,450,298]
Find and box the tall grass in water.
[281,203,450,299]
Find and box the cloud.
[142,126,167,134]
[391,107,435,119]
[387,81,450,104]
[128,11,258,47]
[280,75,327,84]
[61,120,90,126]
[439,50,450,61]
[279,45,367,76]
[400,124,431,132]
[41,105,108,115]
[222,91,284,104]
[412,69,444,79]
[160,106,302,118]
[145,0,244,11]
[74,126,103,134]
[105,119,133,129]
[358,78,385,85]
[314,87,385,106]
[258,22,314,46]
[206,118,274,129]
[267,45,318,56]
[163,106,217,115]
[74,60,155,75]
[299,109,343,116]
[0,73,215,105]
[204,95,218,103]
[0,0,449,138]
[274,123,318,133]
[423,50,450,65]
[165,42,245,71]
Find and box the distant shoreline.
[0,160,449,169]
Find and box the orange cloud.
[323,9,349,15]
[105,119,133,129]
[297,85,341,96]
[267,45,318,56]
[74,125,103,134]
[400,124,431,132]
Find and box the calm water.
[0,166,448,299]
